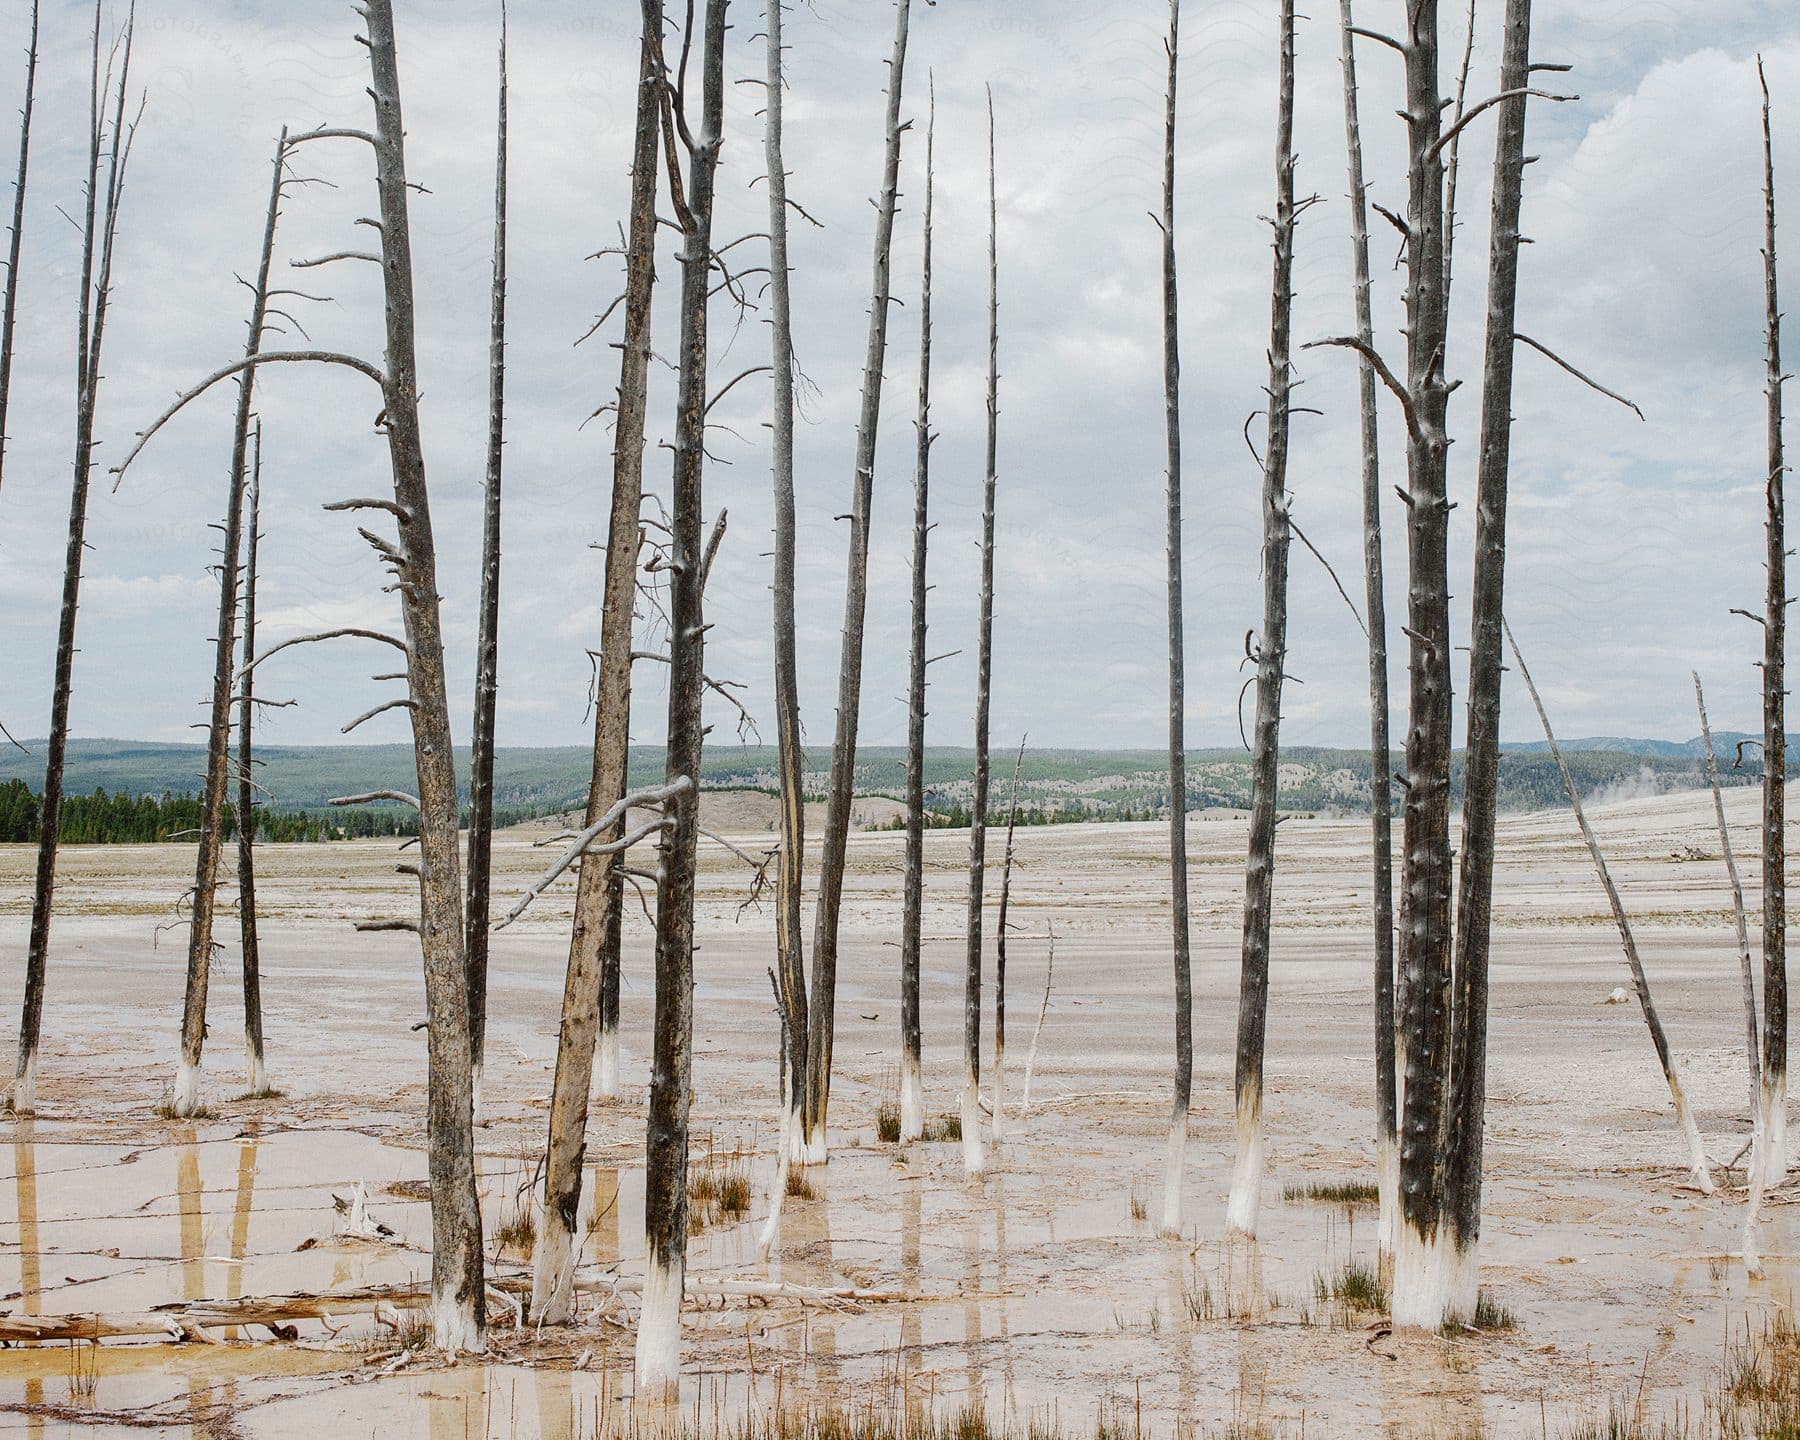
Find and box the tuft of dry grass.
[689,1158,753,1232]
[1312,1258,1387,1314]
[784,1168,818,1201]
[876,1100,901,1144]
[921,1113,961,1143]
[1282,1178,1378,1207]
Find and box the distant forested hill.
[0,736,1770,836]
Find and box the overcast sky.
[0,0,1795,761]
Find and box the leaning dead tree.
[116,0,486,1350]
[1443,0,1532,1310]
[172,125,291,1118]
[1508,622,1713,1195]
[636,0,730,1399]
[804,0,912,1162]
[464,13,509,1118]
[532,0,662,1328]
[1757,56,1789,1188]
[1226,0,1300,1239]
[961,86,1000,1181]
[0,0,38,495]
[14,0,138,1116]
[763,0,812,1165]
[236,423,266,1096]
[1337,0,1398,1263]
[1697,672,1766,1269]
[899,85,936,1146]
[1157,0,1193,1239]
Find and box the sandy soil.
[0,785,1792,1437]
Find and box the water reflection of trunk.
[993,1175,1011,1418]
[15,1124,41,1426]
[226,1133,258,1340]
[534,1366,573,1440]
[177,1131,204,1425]
[900,1177,921,1358]
[589,1166,620,1269]
[1164,1242,1194,1433]
[427,1361,486,1440]
[961,1205,981,1410]
[808,1171,837,1380]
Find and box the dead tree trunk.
[532,0,661,1327]
[464,16,508,1119]
[15,1,137,1116]
[899,86,935,1146]
[1508,623,1714,1195]
[1389,0,1459,1330]
[1698,672,1767,1268]
[236,422,265,1095]
[635,0,729,1400]
[803,0,912,1162]
[1337,0,1398,1264]
[1758,56,1789,1187]
[1226,0,1299,1239]
[0,0,38,495]
[992,737,1024,1143]
[1443,0,1532,1311]
[1158,0,1193,1239]
[764,0,811,1168]
[174,125,289,1118]
[961,85,998,1181]
[112,0,484,1349]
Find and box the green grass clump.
[688,1160,753,1232]
[921,1112,962,1143]
[1282,1178,1378,1206]
[1312,1259,1387,1313]
[876,1100,901,1144]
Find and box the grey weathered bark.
[1337,0,1397,1265]
[803,0,911,1161]
[1758,56,1789,1188]
[1225,0,1298,1239]
[764,0,810,1166]
[1158,0,1193,1239]
[960,84,999,1181]
[899,85,935,1146]
[14,0,137,1116]
[0,0,38,496]
[1508,622,1714,1197]
[236,422,265,1096]
[635,0,729,1399]
[1443,0,1532,1306]
[991,736,1024,1144]
[532,0,661,1328]
[1439,0,1478,308]
[173,125,289,1118]
[465,13,508,1118]
[1388,0,1459,1331]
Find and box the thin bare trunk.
[1391,0,1458,1331]
[636,0,729,1400]
[174,124,288,1117]
[1698,673,1767,1269]
[1444,0,1532,1304]
[1337,0,1398,1265]
[1440,0,1477,306]
[899,87,934,1146]
[1226,0,1298,1240]
[1508,622,1714,1196]
[464,15,508,1117]
[1758,56,1789,1188]
[1021,927,1054,1115]
[804,0,911,1160]
[533,0,660,1326]
[0,0,38,495]
[961,86,998,1182]
[15,1,137,1116]
[992,737,1023,1143]
[236,423,265,1095]
[1158,0,1192,1241]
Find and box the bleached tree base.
[1668,1066,1715,1194]
[596,1028,620,1100]
[1377,1135,1399,1264]
[960,1077,986,1178]
[1444,1237,1479,1322]
[431,1286,482,1354]
[1744,1109,1769,1278]
[11,1053,37,1115]
[471,1064,484,1129]
[173,1060,202,1118]
[244,1037,267,1098]
[795,1123,828,1167]
[1765,1079,1789,1187]
[1391,1223,1451,1331]
[531,1204,578,1325]
[757,1109,792,1261]
[633,1255,683,1403]
[1225,1098,1264,1235]
[991,1063,1007,1144]
[899,1055,923,1143]
[1161,1110,1187,1237]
